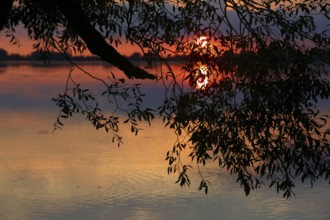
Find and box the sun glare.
[196,65,209,89]
[196,36,208,48]
[194,36,210,90]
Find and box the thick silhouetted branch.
[0,0,13,30]
[54,0,156,80]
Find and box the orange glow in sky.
[0,27,140,57]
[0,28,33,55]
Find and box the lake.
[0,62,329,220]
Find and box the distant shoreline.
[0,48,185,64]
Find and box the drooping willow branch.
[53,0,156,80]
[51,40,155,145]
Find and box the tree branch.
[54,0,156,80]
[0,0,13,30]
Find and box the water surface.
[0,62,329,220]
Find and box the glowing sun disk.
[196,36,208,48]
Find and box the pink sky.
[1,12,328,57]
[0,26,140,57]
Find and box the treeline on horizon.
[1,47,329,64]
[0,48,185,62]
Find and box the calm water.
[0,62,329,220]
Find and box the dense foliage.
[1,0,330,198]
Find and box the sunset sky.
[0,26,141,57]
[0,5,328,57]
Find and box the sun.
[196,36,208,48]
[195,36,209,90]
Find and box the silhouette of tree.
[0,49,8,59]
[1,0,329,198]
